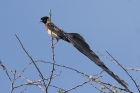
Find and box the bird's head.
[40,16,50,24]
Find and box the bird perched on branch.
[40,16,128,89]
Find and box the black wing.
[65,33,99,59]
[47,23,69,42]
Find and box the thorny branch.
[89,83,105,93]
[64,80,90,93]
[46,9,56,93]
[1,53,134,93]
[123,67,140,71]
[37,60,131,92]
[97,51,140,71]
[1,18,138,93]
[106,51,140,92]
[20,87,26,93]
[11,70,16,93]
[97,51,138,92]
[0,61,12,82]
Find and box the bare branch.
[89,83,106,93]
[0,61,12,82]
[38,60,90,78]
[93,70,104,77]
[20,87,26,93]
[46,9,56,93]
[105,51,138,92]
[64,80,90,93]
[123,67,140,71]
[15,34,47,90]
[10,70,16,93]
[49,85,66,91]
[97,51,140,71]
[15,62,32,80]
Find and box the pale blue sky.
[0,1,140,93]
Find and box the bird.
[40,16,69,46]
[40,16,128,89]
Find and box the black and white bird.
[40,16,128,89]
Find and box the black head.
[40,16,49,24]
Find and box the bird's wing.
[47,23,67,40]
[65,33,99,59]
[64,33,128,89]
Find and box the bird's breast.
[47,28,60,39]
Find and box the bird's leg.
[53,39,59,46]
[51,38,59,48]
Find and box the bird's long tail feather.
[64,33,128,89]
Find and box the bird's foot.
[51,45,55,48]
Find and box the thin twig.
[38,60,90,78]
[15,62,32,80]
[97,51,140,71]
[33,71,61,83]
[64,80,90,93]
[106,51,138,92]
[123,67,140,71]
[49,9,52,22]
[101,81,131,92]
[15,34,47,90]
[93,70,104,76]
[0,61,12,82]
[20,87,26,93]
[14,83,44,91]
[6,66,45,92]
[49,85,66,91]
[89,83,105,93]
[89,76,114,93]
[7,68,30,82]
[11,70,16,93]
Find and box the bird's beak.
[40,19,42,23]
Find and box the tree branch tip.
[0,61,2,66]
